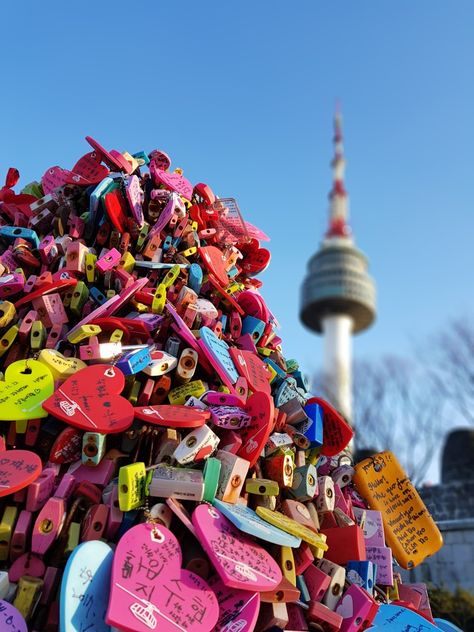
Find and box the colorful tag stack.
[0,139,447,631]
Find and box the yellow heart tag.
[0,360,54,420]
[37,349,87,381]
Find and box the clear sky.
[1,3,473,397]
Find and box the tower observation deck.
[300,111,376,421]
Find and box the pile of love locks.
[0,138,455,632]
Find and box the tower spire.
[327,108,351,239]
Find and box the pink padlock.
[32,293,68,327]
[32,497,65,555]
[67,458,115,487]
[105,485,123,540]
[335,584,378,631]
[54,473,77,500]
[96,247,121,273]
[26,468,57,513]
[294,542,315,575]
[18,309,38,343]
[304,564,331,602]
[40,566,60,606]
[10,510,33,562]
[9,552,45,582]
[81,504,109,541]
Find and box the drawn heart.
[0,600,27,632]
[229,348,271,395]
[336,594,354,619]
[60,540,113,632]
[199,327,239,387]
[192,504,282,591]
[208,575,260,632]
[198,246,229,287]
[37,349,87,382]
[306,397,354,456]
[0,359,54,420]
[237,391,274,468]
[134,405,210,428]
[72,151,110,184]
[0,449,42,497]
[41,166,91,194]
[150,164,193,200]
[42,365,134,433]
[106,523,219,632]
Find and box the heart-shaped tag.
[306,397,353,456]
[49,427,83,464]
[149,164,193,200]
[149,150,172,171]
[42,365,134,433]
[0,600,27,632]
[0,449,42,497]
[198,246,229,287]
[85,136,129,173]
[0,359,54,420]
[237,290,270,322]
[193,505,282,591]
[374,604,439,630]
[72,152,110,183]
[237,392,274,468]
[60,540,114,632]
[41,166,91,194]
[229,348,271,395]
[244,221,270,242]
[125,174,144,225]
[199,327,239,387]
[106,523,219,632]
[241,247,271,275]
[434,618,464,632]
[336,594,354,619]
[134,405,210,428]
[208,575,260,632]
[37,349,87,382]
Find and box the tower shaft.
[322,314,353,421]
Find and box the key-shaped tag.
[134,405,210,428]
[199,327,239,386]
[192,504,282,591]
[208,575,260,632]
[60,540,114,632]
[106,523,219,632]
[0,600,27,632]
[42,365,135,433]
[0,359,54,420]
[213,500,301,548]
[0,449,42,497]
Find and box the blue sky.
[1,3,473,436]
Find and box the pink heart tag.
[229,348,271,395]
[208,575,260,632]
[41,166,91,194]
[125,174,144,225]
[237,392,274,468]
[149,150,172,171]
[150,163,193,200]
[192,504,282,591]
[106,523,219,632]
[72,151,110,183]
[0,449,42,497]
[85,136,128,172]
[42,365,134,433]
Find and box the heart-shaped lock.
[106,523,219,632]
[237,391,274,468]
[72,151,110,184]
[208,575,260,632]
[199,327,239,387]
[306,397,354,456]
[198,246,229,287]
[134,405,210,428]
[0,449,42,497]
[229,348,271,395]
[42,365,134,433]
[149,163,193,200]
[37,349,87,382]
[60,540,114,632]
[192,504,282,591]
[0,359,54,420]
[0,600,27,632]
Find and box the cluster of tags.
[0,139,457,632]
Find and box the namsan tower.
[300,111,376,422]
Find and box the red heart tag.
[0,449,42,497]
[72,151,110,183]
[41,166,91,194]
[192,504,282,591]
[240,247,271,276]
[198,246,229,287]
[134,405,210,428]
[237,290,270,322]
[48,427,82,464]
[306,396,353,456]
[150,163,193,200]
[229,348,271,395]
[106,523,219,632]
[42,365,134,433]
[237,391,274,468]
